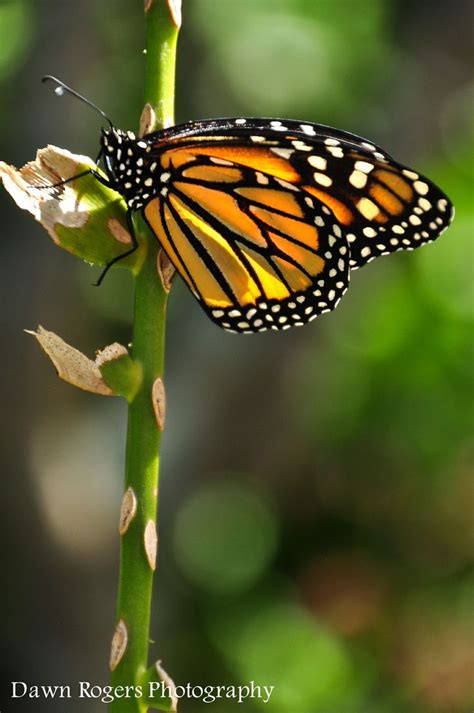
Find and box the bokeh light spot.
[174,481,278,594]
[30,402,124,559]
[210,598,365,712]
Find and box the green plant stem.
[145,0,179,130]
[110,2,179,711]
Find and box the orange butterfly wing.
[143,157,349,332]
[134,118,453,332]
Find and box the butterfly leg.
[41,164,110,190]
[40,168,97,190]
[94,209,139,286]
[44,147,107,189]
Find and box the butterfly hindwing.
[143,151,350,333]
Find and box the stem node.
[144,520,158,571]
[110,619,128,672]
[119,487,138,535]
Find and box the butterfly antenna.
[41,75,114,129]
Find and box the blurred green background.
[0,1,473,711]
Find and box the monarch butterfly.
[44,77,454,334]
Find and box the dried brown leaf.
[0,147,94,245]
[27,326,113,396]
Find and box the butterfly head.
[100,127,155,209]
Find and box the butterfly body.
[99,118,454,333]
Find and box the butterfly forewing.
[146,118,453,270]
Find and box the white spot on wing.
[357,198,379,220]
[349,170,367,189]
[270,121,288,131]
[292,140,312,151]
[210,157,234,166]
[308,155,327,170]
[414,180,429,195]
[314,172,332,187]
[392,225,405,234]
[271,147,294,159]
[354,160,374,173]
